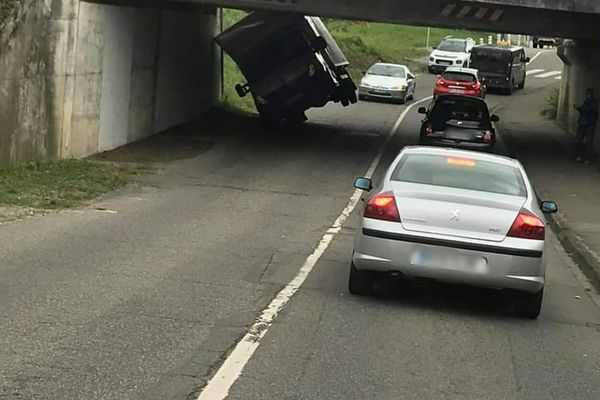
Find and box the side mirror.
[418,107,427,114]
[525,57,531,63]
[407,75,414,80]
[432,46,437,50]
[490,114,500,122]
[541,201,558,214]
[354,177,373,192]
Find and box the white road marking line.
[196,96,434,400]
[528,50,550,65]
[526,69,544,76]
[535,71,562,78]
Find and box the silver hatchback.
[351,147,558,318]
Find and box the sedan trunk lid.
[392,182,526,242]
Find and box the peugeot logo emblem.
[450,209,460,221]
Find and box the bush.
[542,88,559,119]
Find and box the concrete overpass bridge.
[187,0,600,40]
[1,0,599,164]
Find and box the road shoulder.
[499,85,600,289]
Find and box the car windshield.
[429,97,490,129]
[442,72,476,82]
[367,65,406,78]
[392,154,526,196]
[437,40,467,53]
[470,49,512,74]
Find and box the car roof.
[443,67,479,75]
[434,94,487,104]
[473,44,524,52]
[400,146,520,168]
[370,62,407,69]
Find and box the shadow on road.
[370,276,518,320]
[91,106,386,165]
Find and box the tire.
[398,95,406,105]
[533,43,538,49]
[359,94,368,101]
[348,262,375,296]
[514,289,544,319]
[428,66,435,74]
[518,78,525,90]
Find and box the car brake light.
[446,157,476,167]
[508,211,545,240]
[364,193,401,222]
[438,79,446,87]
[483,131,493,143]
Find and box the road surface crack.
[193,182,310,197]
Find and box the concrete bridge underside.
[185,0,600,40]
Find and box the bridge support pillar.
[0,0,221,164]
[557,42,600,153]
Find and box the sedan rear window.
[392,154,526,196]
[441,72,476,82]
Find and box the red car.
[434,67,485,98]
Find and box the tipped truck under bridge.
[216,11,357,125]
[187,0,600,40]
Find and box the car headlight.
[456,59,464,65]
[429,57,434,62]
[361,80,371,87]
[397,85,407,91]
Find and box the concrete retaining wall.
[0,0,220,165]
[557,45,600,153]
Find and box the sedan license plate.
[411,248,488,273]
[449,88,465,94]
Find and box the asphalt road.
[1,50,599,400]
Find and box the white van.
[428,37,476,74]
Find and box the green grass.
[221,9,489,113]
[0,159,149,209]
[542,88,560,119]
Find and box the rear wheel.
[348,262,375,296]
[514,288,544,319]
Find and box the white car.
[428,37,476,74]
[358,63,417,104]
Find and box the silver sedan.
[358,63,417,104]
[351,147,558,318]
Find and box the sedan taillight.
[364,193,401,222]
[508,211,545,240]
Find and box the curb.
[547,212,600,289]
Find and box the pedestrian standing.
[574,88,599,163]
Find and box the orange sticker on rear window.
[446,157,477,167]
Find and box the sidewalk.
[500,87,600,286]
